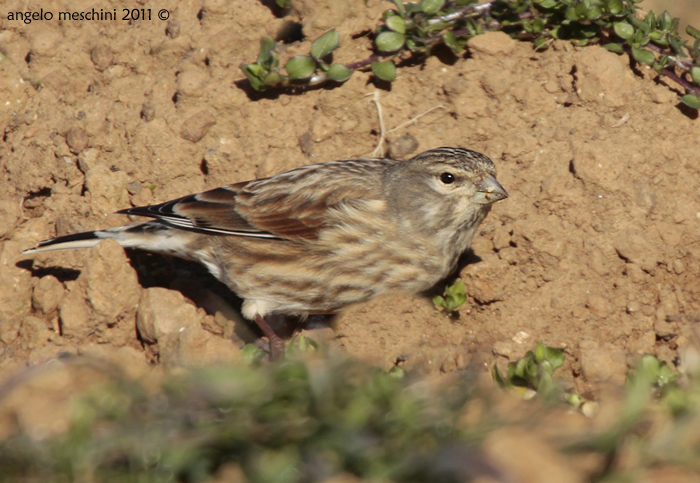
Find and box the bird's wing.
[118,181,279,238]
[119,159,390,241]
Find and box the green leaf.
[311,30,339,60]
[445,296,465,312]
[607,0,623,15]
[387,364,405,379]
[421,0,445,14]
[631,47,654,65]
[535,342,546,362]
[537,371,554,395]
[656,363,675,386]
[390,0,405,16]
[669,36,688,57]
[681,94,700,109]
[579,23,599,39]
[240,64,266,91]
[543,346,565,370]
[433,279,467,312]
[262,71,284,86]
[492,364,508,387]
[613,21,634,40]
[649,30,664,41]
[326,64,353,82]
[644,10,655,27]
[443,31,463,53]
[493,343,567,400]
[603,43,624,53]
[659,11,672,31]
[586,6,602,20]
[405,2,422,15]
[531,17,545,34]
[691,66,700,85]
[630,354,677,388]
[386,15,406,34]
[550,25,563,39]
[446,279,464,297]
[537,0,557,8]
[285,55,316,80]
[442,279,467,311]
[567,393,583,408]
[242,63,265,78]
[654,36,669,47]
[671,16,680,32]
[376,31,406,52]
[258,36,276,67]
[512,357,528,380]
[240,343,266,365]
[639,354,661,375]
[630,15,651,34]
[632,31,651,48]
[687,25,700,40]
[285,335,319,356]
[534,37,548,50]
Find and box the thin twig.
[438,1,493,22]
[386,105,446,133]
[346,54,385,71]
[368,91,386,157]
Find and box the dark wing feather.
[118,182,281,239]
[118,159,392,241]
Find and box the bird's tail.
[22,230,107,254]
[21,222,189,255]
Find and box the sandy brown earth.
[1,0,699,479]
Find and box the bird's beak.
[471,174,508,204]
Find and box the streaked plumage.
[23,147,507,356]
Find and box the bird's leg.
[254,314,285,360]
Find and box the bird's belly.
[203,236,454,316]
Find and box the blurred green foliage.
[3,349,700,481]
[0,355,492,482]
[492,342,566,400]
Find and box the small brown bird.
[23,147,507,357]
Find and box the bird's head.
[385,147,507,236]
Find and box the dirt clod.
[66,127,89,154]
[91,44,113,72]
[180,110,217,143]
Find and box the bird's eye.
[440,172,456,184]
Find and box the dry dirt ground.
[1,0,699,480]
